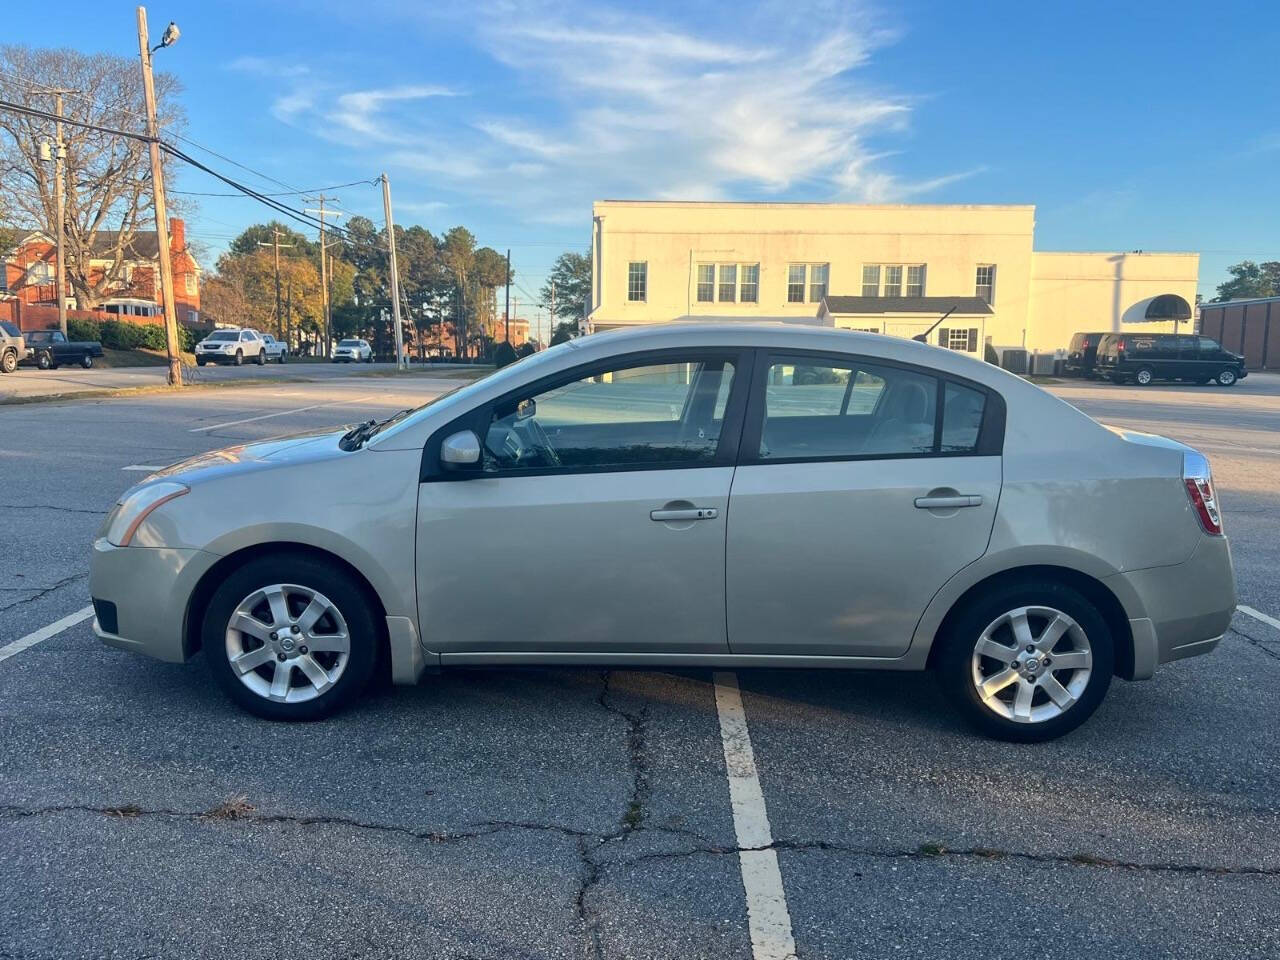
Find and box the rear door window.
[941,382,987,453]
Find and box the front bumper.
[89,537,220,663]
[1106,534,1236,679]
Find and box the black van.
[1064,332,1109,378]
[1094,333,1248,386]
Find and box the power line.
[172,178,378,198]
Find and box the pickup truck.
[22,329,105,369]
[0,321,27,374]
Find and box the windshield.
[207,331,238,341]
[26,330,50,342]
[369,340,577,446]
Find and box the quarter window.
[975,264,995,304]
[483,358,736,472]
[941,382,986,453]
[627,262,647,302]
[759,356,938,460]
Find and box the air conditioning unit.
[1031,352,1056,375]
[998,348,1028,375]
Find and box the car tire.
[1133,366,1154,386]
[196,357,206,366]
[0,350,16,374]
[279,351,287,364]
[36,352,52,370]
[936,578,1114,743]
[80,355,94,369]
[1216,368,1238,386]
[234,350,244,366]
[256,350,266,366]
[203,552,379,721]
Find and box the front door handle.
[914,495,983,509]
[650,507,718,521]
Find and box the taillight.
[1183,452,1222,536]
[1082,337,1090,348]
[1117,338,1125,351]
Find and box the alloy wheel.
[224,583,351,704]
[1136,368,1153,385]
[1218,369,1236,386]
[970,605,1092,724]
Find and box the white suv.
[333,338,373,363]
[195,328,267,366]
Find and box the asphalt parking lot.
[1,369,1278,960]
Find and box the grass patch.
[204,795,255,821]
[622,801,644,830]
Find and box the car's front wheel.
[203,553,378,720]
[233,350,244,366]
[937,579,1114,742]
[36,352,52,370]
[1216,368,1238,386]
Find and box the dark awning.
[1144,294,1192,320]
[821,295,993,316]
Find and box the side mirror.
[440,430,481,470]
[516,397,537,421]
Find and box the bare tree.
[0,45,186,307]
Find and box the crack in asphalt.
[0,503,107,516]
[1229,625,1280,662]
[0,573,86,612]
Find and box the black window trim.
[419,346,755,482]
[737,347,1005,466]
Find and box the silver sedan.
[89,324,1236,741]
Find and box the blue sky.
[12,0,1279,329]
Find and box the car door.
[415,349,748,657]
[726,350,1003,658]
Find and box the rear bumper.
[1106,535,1236,680]
[89,537,220,663]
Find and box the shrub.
[67,317,102,343]
[493,340,519,368]
[66,317,196,353]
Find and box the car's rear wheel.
[1216,368,1237,386]
[203,553,378,720]
[937,580,1114,742]
[1134,366,1154,386]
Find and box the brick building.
[0,218,201,326]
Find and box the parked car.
[90,324,1235,741]
[0,322,27,374]
[333,338,373,363]
[1094,333,1247,386]
[1063,331,1108,378]
[260,334,288,364]
[21,329,104,370]
[195,328,267,366]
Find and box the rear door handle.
[914,495,983,509]
[650,507,718,521]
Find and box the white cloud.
[226,55,309,78]
[328,85,457,142]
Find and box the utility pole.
[135,7,182,387]
[257,226,294,341]
[380,173,406,370]
[50,90,72,336]
[503,248,511,344]
[549,280,556,346]
[285,280,292,352]
[304,196,341,358]
[512,296,518,345]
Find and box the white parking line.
[189,394,376,433]
[1239,605,1280,631]
[0,605,95,664]
[713,671,798,960]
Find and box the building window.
[696,264,715,303]
[787,265,806,303]
[906,265,926,297]
[863,264,925,298]
[808,263,829,303]
[975,264,995,304]
[718,264,737,303]
[861,265,880,297]
[740,264,759,303]
[28,260,53,284]
[627,261,647,302]
[184,273,196,296]
[938,327,979,352]
[883,265,903,298]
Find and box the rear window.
[0,322,19,337]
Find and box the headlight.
[104,481,189,546]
